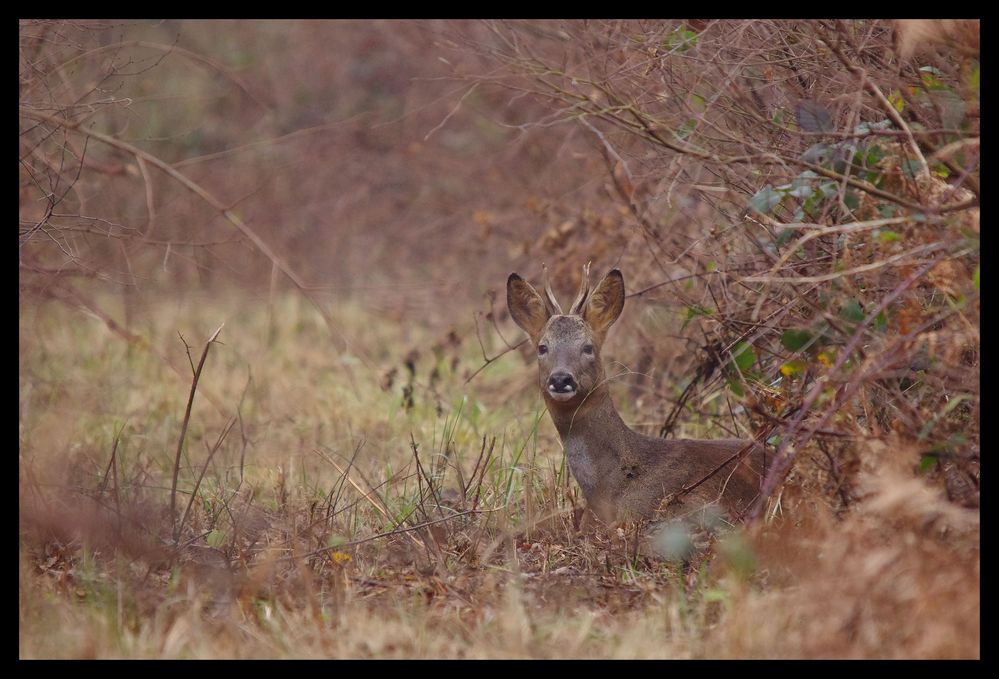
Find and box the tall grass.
[20,293,978,658]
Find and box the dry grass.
[19,293,979,658]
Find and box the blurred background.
[19,20,645,325]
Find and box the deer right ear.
[582,269,625,342]
[507,273,550,343]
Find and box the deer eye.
[582,344,595,356]
[537,344,548,356]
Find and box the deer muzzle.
[546,371,578,401]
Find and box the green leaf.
[788,171,818,198]
[932,89,966,130]
[817,181,839,199]
[864,144,886,168]
[855,119,893,135]
[973,264,980,291]
[919,70,946,91]
[776,228,797,248]
[945,294,967,311]
[901,159,926,178]
[731,342,756,372]
[781,329,813,352]
[850,148,870,171]
[933,164,951,179]
[918,454,937,474]
[327,534,349,547]
[675,118,697,140]
[878,230,902,243]
[840,299,865,323]
[942,394,970,416]
[801,142,830,165]
[917,395,971,441]
[874,311,888,332]
[718,533,757,580]
[947,432,967,448]
[681,305,713,330]
[664,27,698,52]
[795,100,834,132]
[703,588,729,604]
[748,185,783,214]
[726,378,744,397]
[206,530,226,548]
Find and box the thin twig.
[742,241,947,284]
[424,82,478,141]
[170,323,224,533]
[18,108,350,352]
[825,23,929,178]
[290,508,493,561]
[314,448,424,549]
[749,253,947,520]
[41,40,273,111]
[411,433,445,519]
[176,417,236,542]
[465,311,527,384]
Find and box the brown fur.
[508,267,769,524]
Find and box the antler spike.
[569,261,592,315]
[541,263,564,316]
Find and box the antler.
[568,261,592,315]
[541,263,564,316]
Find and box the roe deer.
[507,264,768,531]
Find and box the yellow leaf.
[888,90,905,113]
[780,360,806,376]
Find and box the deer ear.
[507,273,551,342]
[583,269,625,341]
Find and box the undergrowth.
[19,293,978,658]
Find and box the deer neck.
[545,385,632,450]
[545,384,645,521]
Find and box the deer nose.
[547,372,578,399]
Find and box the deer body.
[507,266,766,525]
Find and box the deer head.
[507,264,625,407]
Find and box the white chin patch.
[547,387,577,401]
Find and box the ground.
[18,291,980,658]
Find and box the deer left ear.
[583,269,624,341]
